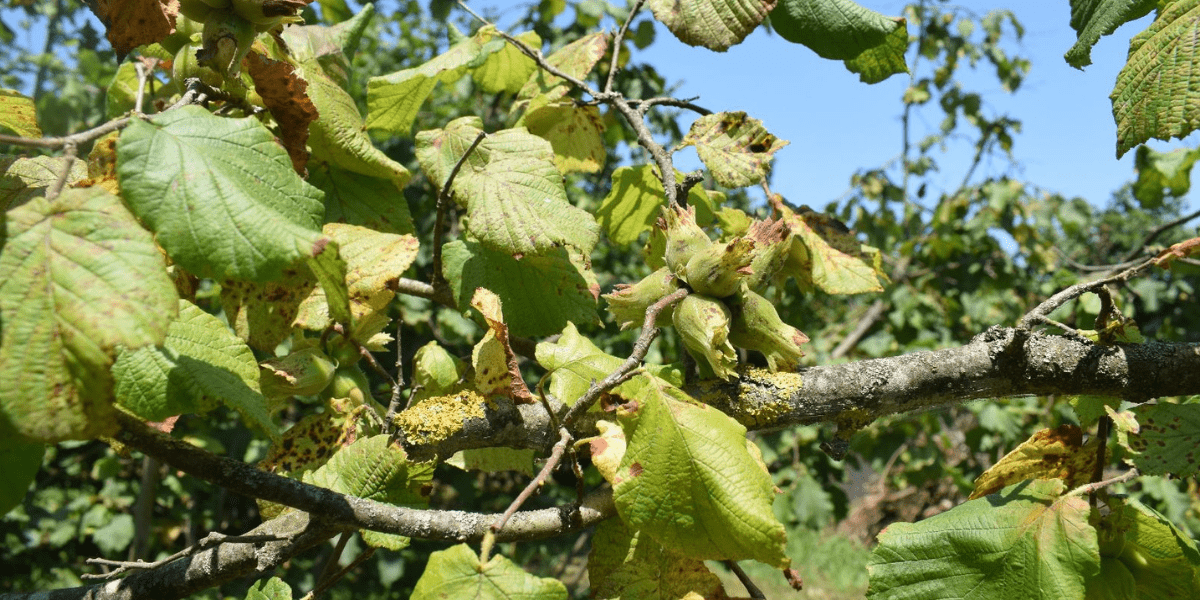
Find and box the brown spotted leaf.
[774,200,885,295]
[258,402,372,518]
[514,32,608,112]
[647,0,774,52]
[522,102,606,174]
[246,52,317,176]
[1154,236,1200,268]
[681,111,788,188]
[589,517,729,600]
[0,89,41,138]
[969,424,1100,500]
[469,288,532,402]
[220,266,316,352]
[91,0,177,59]
[1117,402,1200,477]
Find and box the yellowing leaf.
[0,156,85,211]
[514,32,607,111]
[0,89,41,138]
[647,0,773,52]
[523,102,606,174]
[469,288,532,402]
[589,518,729,600]
[776,201,885,294]
[681,111,787,188]
[969,424,1099,500]
[0,188,178,442]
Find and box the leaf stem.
[724,560,766,599]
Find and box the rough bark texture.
[6,328,1198,600]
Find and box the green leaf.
[611,376,789,567]
[410,543,567,600]
[0,439,43,516]
[309,163,414,235]
[681,111,788,188]
[366,28,488,135]
[304,238,351,326]
[417,117,599,256]
[535,322,622,405]
[523,102,606,174]
[0,155,85,211]
[113,300,277,439]
[868,479,1098,599]
[1098,496,1200,599]
[646,0,771,52]
[302,64,411,185]
[0,88,41,138]
[116,106,327,282]
[597,166,718,246]
[1117,402,1200,477]
[92,513,134,555]
[442,239,599,338]
[246,576,294,600]
[0,187,178,442]
[1131,146,1200,209]
[1068,395,1122,429]
[1113,0,1200,157]
[473,30,541,94]
[446,447,535,476]
[281,3,376,86]
[1065,0,1155,69]
[772,0,909,84]
[588,518,727,600]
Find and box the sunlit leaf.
[416,117,599,256]
[303,63,411,184]
[410,543,567,600]
[969,424,1098,499]
[646,0,773,52]
[0,88,41,138]
[116,106,327,282]
[612,376,790,567]
[442,239,599,338]
[681,111,788,188]
[473,30,541,94]
[777,203,885,294]
[1113,0,1200,157]
[114,300,275,440]
[523,102,606,174]
[514,32,607,111]
[868,479,1098,599]
[0,188,178,442]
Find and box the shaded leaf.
[445,447,535,476]
[612,376,790,567]
[589,518,728,600]
[773,0,908,84]
[1065,0,1155,69]
[309,163,414,235]
[1117,402,1200,477]
[442,239,599,338]
[469,288,532,402]
[868,479,1098,599]
[0,156,85,211]
[280,3,375,86]
[114,300,276,439]
[410,544,567,600]
[646,0,773,52]
[0,439,43,516]
[0,188,178,442]
[597,165,719,246]
[417,117,599,256]
[1112,0,1200,157]
[221,266,315,351]
[116,106,327,282]
[91,0,176,59]
[1132,145,1200,209]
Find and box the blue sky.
[482,0,1198,214]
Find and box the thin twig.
[306,544,376,600]
[677,169,705,200]
[491,427,572,534]
[1090,416,1110,508]
[562,287,688,428]
[44,142,77,201]
[1120,206,1200,265]
[383,317,405,434]
[432,131,487,288]
[604,0,646,94]
[314,531,352,587]
[83,532,293,580]
[1065,468,1139,500]
[1018,255,1158,330]
[631,96,711,115]
[724,560,766,599]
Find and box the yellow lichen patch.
[737,367,803,429]
[394,390,488,446]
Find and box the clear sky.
[482,0,1198,214]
